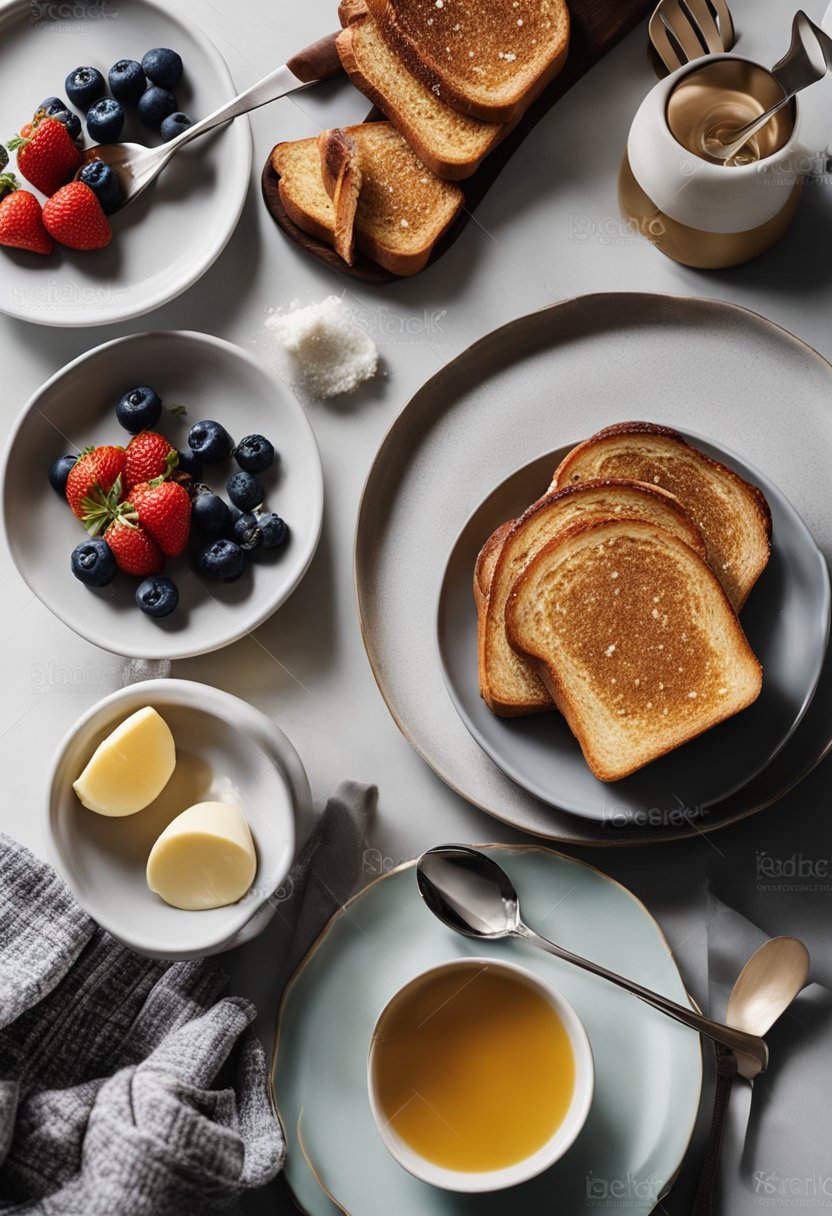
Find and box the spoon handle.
[516,925,769,1070]
[690,1045,738,1216]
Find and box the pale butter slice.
[73,706,176,817]
[146,801,257,911]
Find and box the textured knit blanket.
[0,780,374,1214]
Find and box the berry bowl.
[45,678,310,959]
[1,329,324,660]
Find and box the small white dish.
[0,0,251,327]
[2,330,323,661]
[46,678,310,959]
[367,957,594,1193]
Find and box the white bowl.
[367,957,594,1192]
[2,330,324,661]
[46,678,310,959]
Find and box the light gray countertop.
[2,0,831,1212]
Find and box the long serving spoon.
[690,936,810,1216]
[77,33,341,212]
[705,11,832,163]
[416,846,768,1071]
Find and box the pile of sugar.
[264,296,379,399]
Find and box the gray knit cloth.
[0,780,375,1215]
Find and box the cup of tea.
[619,54,803,268]
[367,957,594,1192]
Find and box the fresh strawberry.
[123,479,191,557]
[8,115,81,196]
[65,445,126,531]
[104,517,165,576]
[0,174,52,255]
[123,431,178,491]
[42,182,111,252]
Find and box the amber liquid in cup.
[371,963,576,1172]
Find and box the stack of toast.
[475,422,771,782]
[270,0,570,276]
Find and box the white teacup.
[620,54,803,268]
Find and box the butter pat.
[73,706,175,817]
[146,801,257,911]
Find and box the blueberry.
[137,85,177,129]
[234,433,274,474]
[40,96,67,116]
[176,448,203,479]
[115,385,162,433]
[108,58,146,103]
[192,491,230,534]
[257,511,289,549]
[232,511,262,551]
[136,575,179,617]
[70,538,117,587]
[86,97,124,143]
[226,471,264,511]
[141,47,183,90]
[188,419,233,464]
[198,538,245,582]
[51,108,82,141]
[78,160,123,214]
[48,453,77,496]
[160,111,193,142]
[65,66,106,112]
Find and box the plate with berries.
[1,330,323,660]
[0,0,250,326]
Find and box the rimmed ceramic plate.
[273,845,703,1216]
[355,294,832,844]
[1,330,323,660]
[0,0,250,327]
[437,431,830,820]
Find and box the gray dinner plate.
[437,433,830,820]
[355,293,832,844]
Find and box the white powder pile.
[264,296,379,399]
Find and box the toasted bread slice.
[506,518,762,781]
[365,0,570,124]
[474,519,513,610]
[479,479,707,716]
[317,128,362,264]
[337,1,508,180]
[552,422,771,611]
[271,123,464,276]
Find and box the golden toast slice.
[552,422,772,611]
[506,518,763,782]
[478,479,707,716]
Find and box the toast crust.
[505,517,762,781]
[364,0,570,124]
[317,128,362,265]
[552,422,772,611]
[479,479,707,716]
[336,4,510,180]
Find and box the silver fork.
[649,0,735,74]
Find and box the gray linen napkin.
[0,780,375,1215]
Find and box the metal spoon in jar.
[415,845,769,1071]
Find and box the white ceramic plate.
[46,679,311,959]
[1,330,324,660]
[0,0,250,326]
[273,845,702,1216]
[437,431,830,820]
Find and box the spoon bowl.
[728,936,810,1079]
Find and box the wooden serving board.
[261,0,655,283]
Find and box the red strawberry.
[8,116,81,196]
[0,174,52,255]
[65,445,126,531]
[42,182,111,252]
[104,518,165,576]
[124,480,191,557]
[123,432,178,491]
